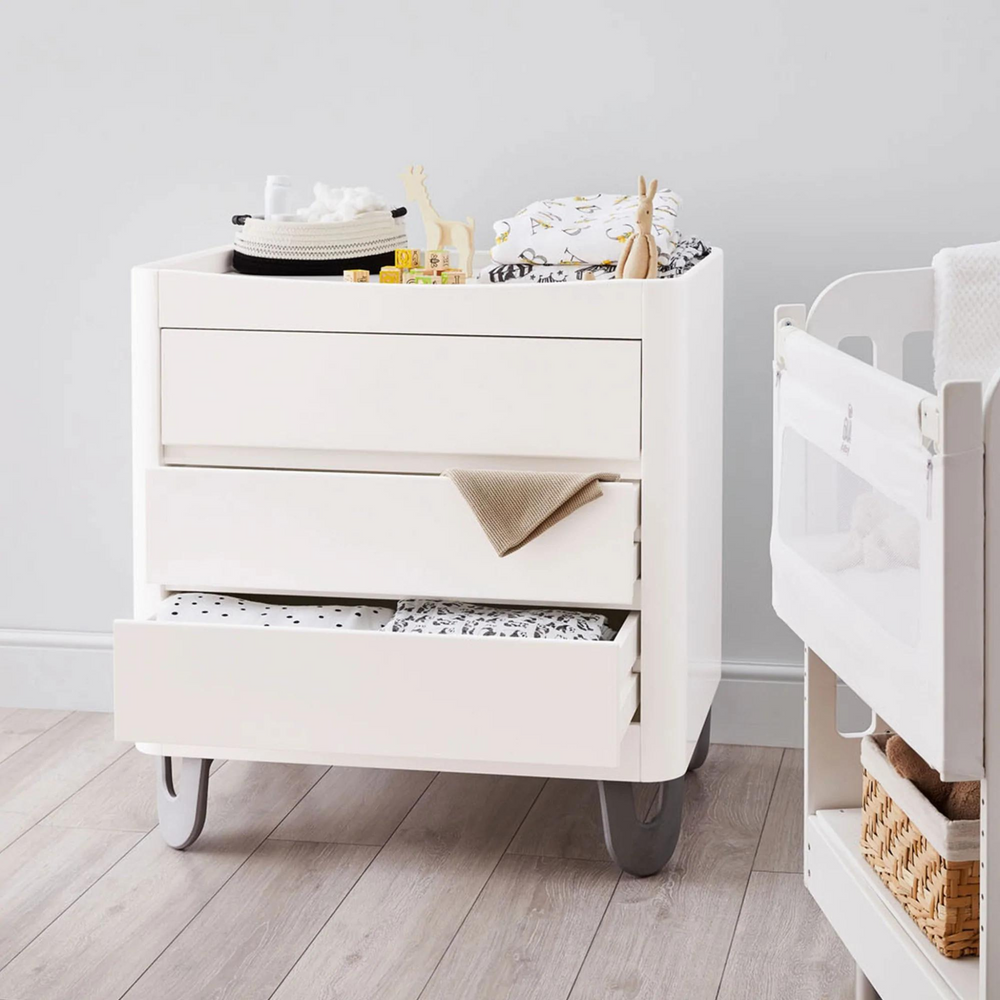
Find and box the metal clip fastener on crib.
[919,397,941,450]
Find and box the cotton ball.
[293,184,391,223]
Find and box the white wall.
[3,1,999,721]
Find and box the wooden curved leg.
[688,709,712,772]
[157,756,212,850]
[598,776,685,877]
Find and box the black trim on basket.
[232,249,398,276]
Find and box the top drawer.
[160,329,641,463]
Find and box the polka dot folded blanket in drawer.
[490,191,681,268]
[157,594,388,629]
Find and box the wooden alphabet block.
[425,249,451,270]
[379,266,403,284]
[395,248,422,269]
[342,269,369,282]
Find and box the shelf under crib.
[808,808,978,1000]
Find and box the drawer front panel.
[160,329,641,462]
[146,467,640,607]
[114,613,639,767]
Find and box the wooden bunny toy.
[615,175,659,280]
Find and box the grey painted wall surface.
[3,1,998,672]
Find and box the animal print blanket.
[490,190,681,267]
[383,599,615,641]
[477,236,710,284]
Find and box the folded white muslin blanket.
[491,191,680,267]
[156,593,389,629]
[383,599,615,641]
[933,240,1000,390]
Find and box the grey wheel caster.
[157,756,212,850]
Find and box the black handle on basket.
[233,208,405,225]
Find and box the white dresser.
[115,247,723,873]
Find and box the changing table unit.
[115,247,723,875]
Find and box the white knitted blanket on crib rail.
[933,240,1000,390]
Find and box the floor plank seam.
[505,848,619,866]
[0,712,135,860]
[261,770,444,1000]
[0,718,134,861]
[504,846,612,864]
[411,777,549,1000]
[751,864,802,875]
[266,836,389,849]
[114,763,332,1000]
[0,710,71,768]
[750,748,788,874]
[39,760,231,838]
[563,868,624,1000]
[260,841,382,1000]
[713,751,784,1000]
[0,826,153,978]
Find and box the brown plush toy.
[885,734,980,821]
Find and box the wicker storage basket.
[860,735,979,958]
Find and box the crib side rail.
[772,320,983,780]
[804,266,934,379]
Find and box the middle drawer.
[146,467,640,606]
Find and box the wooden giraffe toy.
[400,165,475,276]
[615,175,659,280]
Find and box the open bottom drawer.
[114,612,639,768]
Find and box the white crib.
[114,247,724,875]
[773,267,998,999]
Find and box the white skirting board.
[0,630,114,713]
[0,631,832,749]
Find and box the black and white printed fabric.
[383,599,615,641]
[491,191,681,267]
[477,236,711,284]
[156,594,389,630]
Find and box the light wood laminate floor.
[0,710,853,1000]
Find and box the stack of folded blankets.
[383,599,615,641]
[157,594,616,641]
[478,190,710,284]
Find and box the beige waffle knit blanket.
[443,469,619,557]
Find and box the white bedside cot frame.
[116,247,724,874]
[773,266,999,999]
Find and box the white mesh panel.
[778,428,922,647]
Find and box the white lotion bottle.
[264,175,294,220]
